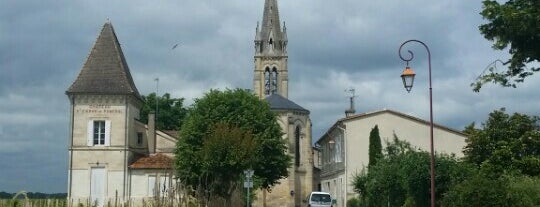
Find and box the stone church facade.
[252,1,314,207]
[66,1,314,206]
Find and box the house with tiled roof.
[66,22,177,206]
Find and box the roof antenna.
[345,88,357,117]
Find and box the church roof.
[66,22,140,98]
[129,153,173,169]
[265,94,309,113]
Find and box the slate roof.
[66,22,140,98]
[129,153,173,169]
[264,94,309,113]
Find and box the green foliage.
[368,125,382,168]
[463,108,540,176]
[473,0,540,91]
[174,89,291,203]
[346,197,362,207]
[140,93,187,130]
[199,124,256,200]
[442,173,540,207]
[352,136,472,207]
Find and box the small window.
[93,121,105,145]
[159,176,170,195]
[148,175,156,196]
[87,120,110,146]
[137,132,143,146]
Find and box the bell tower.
[253,0,289,99]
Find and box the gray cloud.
[1,0,538,193]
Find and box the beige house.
[316,109,467,207]
[66,22,177,206]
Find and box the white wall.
[318,110,467,207]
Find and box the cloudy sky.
[1,0,538,193]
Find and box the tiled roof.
[264,94,309,113]
[66,22,140,98]
[130,153,173,169]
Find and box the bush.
[347,197,362,207]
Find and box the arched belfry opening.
[264,66,279,95]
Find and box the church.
[66,0,314,206]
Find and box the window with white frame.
[148,175,156,196]
[87,120,111,146]
[159,176,170,195]
[335,133,343,163]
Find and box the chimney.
[345,88,356,117]
[148,112,156,154]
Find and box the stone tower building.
[66,22,177,206]
[253,0,288,99]
[253,1,314,207]
[66,22,144,206]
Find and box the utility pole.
[154,77,159,121]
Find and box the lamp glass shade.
[401,67,416,93]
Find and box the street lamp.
[398,39,436,207]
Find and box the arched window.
[295,126,301,166]
[264,67,271,95]
[271,67,278,94]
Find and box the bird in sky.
[171,43,180,50]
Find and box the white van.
[305,191,332,207]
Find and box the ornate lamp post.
[398,39,435,207]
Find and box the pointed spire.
[282,21,287,41]
[255,21,261,41]
[67,22,140,98]
[256,0,286,55]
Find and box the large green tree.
[473,0,540,91]
[368,125,383,168]
[463,108,540,176]
[140,93,187,130]
[174,89,291,205]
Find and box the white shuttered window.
[87,120,111,146]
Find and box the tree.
[174,89,291,205]
[473,0,540,91]
[352,135,471,207]
[463,108,540,176]
[368,125,383,168]
[140,93,187,130]
[442,173,540,207]
[198,123,256,206]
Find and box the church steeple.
[253,0,289,99]
[255,0,287,55]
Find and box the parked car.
[304,191,332,207]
